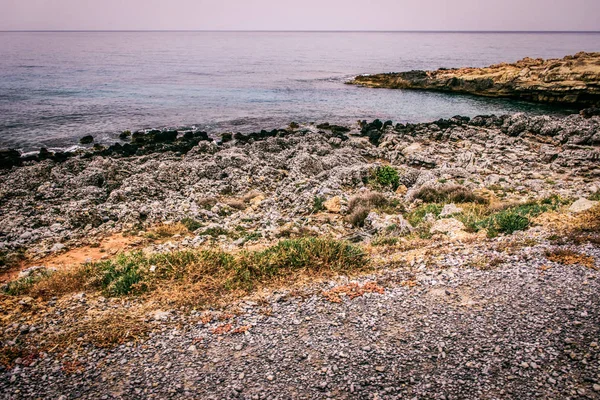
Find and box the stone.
[430,218,466,237]
[364,212,412,234]
[569,198,598,213]
[439,203,463,217]
[395,184,408,196]
[79,135,94,145]
[323,196,342,213]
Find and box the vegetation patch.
[346,191,388,227]
[413,185,487,204]
[6,238,368,306]
[312,196,325,213]
[546,249,597,270]
[373,166,400,190]
[180,217,203,232]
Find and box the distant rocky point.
[348,52,600,107]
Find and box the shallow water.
[1,31,599,151]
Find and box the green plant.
[405,204,443,226]
[374,166,399,190]
[589,190,600,201]
[372,236,400,246]
[312,196,325,213]
[199,227,230,237]
[181,217,203,232]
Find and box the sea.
[1,31,599,151]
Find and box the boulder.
[569,198,598,213]
[323,196,342,213]
[79,135,94,144]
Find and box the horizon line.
[1,29,600,33]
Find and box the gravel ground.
[2,244,599,400]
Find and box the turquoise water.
[1,31,599,150]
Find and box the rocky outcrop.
[1,112,599,255]
[348,52,600,107]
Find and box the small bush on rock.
[374,166,400,190]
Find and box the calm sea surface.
[1,31,599,151]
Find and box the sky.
[0,0,599,31]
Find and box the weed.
[180,217,203,232]
[312,196,325,213]
[405,204,443,227]
[372,236,400,246]
[199,227,230,237]
[346,191,388,227]
[3,268,53,296]
[589,190,600,201]
[7,238,368,305]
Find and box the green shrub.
[406,204,443,226]
[180,217,203,232]
[375,166,399,189]
[312,196,325,213]
[589,190,600,201]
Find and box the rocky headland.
[348,52,600,107]
[1,112,600,399]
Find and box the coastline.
[348,52,600,107]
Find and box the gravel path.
[2,252,599,399]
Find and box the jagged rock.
[349,52,600,106]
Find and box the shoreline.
[0,108,599,398]
[349,52,600,107]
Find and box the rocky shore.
[1,111,600,399]
[348,52,600,107]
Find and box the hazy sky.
[1,0,599,31]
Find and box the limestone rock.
[430,218,466,237]
[349,52,600,107]
[323,196,342,213]
[569,198,598,213]
[440,203,463,217]
[365,212,412,235]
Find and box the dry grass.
[546,249,597,270]
[151,222,190,238]
[322,282,384,303]
[51,308,151,348]
[6,238,369,307]
[346,191,388,227]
